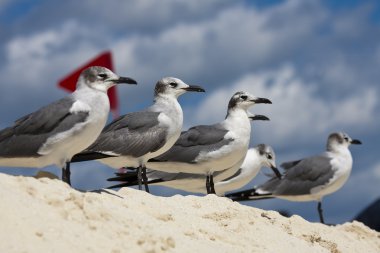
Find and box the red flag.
[58,51,119,118]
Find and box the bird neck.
[326,144,353,173]
[223,107,251,139]
[153,94,179,106]
[225,107,249,121]
[152,94,183,120]
[73,84,108,101]
[326,143,352,160]
[327,142,348,153]
[76,81,109,94]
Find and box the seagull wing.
[259,154,334,195]
[0,97,89,157]
[84,111,168,158]
[151,124,232,163]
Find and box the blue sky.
[0,0,379,224]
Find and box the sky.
[0,0,379,224]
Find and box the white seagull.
[226,132,362,224]
[0,66,137,185]
[108,144,281,196]
[128,91,272,194]
[71,77,205,191]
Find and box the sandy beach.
[0,173,379,253]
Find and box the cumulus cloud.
[112,1,328,86]
[3,21,103,87]
[10,0,235,37]
[190,65,378,147]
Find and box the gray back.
[87,111,167,157]
[260,154,334,195]
[153,124,232,163]
[0,97,88,157]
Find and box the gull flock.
[0,66,361,224]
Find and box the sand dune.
[0,173,379,253]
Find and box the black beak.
[249,115,270,121]
[251,97,272,104]
[351,139,362,145]
[182,85,205,92]
[271,166,282,179]
[113,76,138,85]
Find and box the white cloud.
[190,65,378,146]
[109,0,328,85]
[2,21,104,89]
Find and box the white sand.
[0,173,379,253]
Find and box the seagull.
[71,77,205,191]
[107,143,281,196]
[124,91,272,194]
[226,132,362,224]
[0,66,137,185]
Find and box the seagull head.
[78,66,137,92]
[154,77,205,98]
[228,91,272,111]
[327,132,362,151]
[257,144,282,179]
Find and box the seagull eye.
[266,154,272,159]
[344,137,349,141]
[169,82,178,88]
[241,95,248,100]
[98,73,108,79]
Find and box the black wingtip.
[107,182,136,189]
[225,188,274,202]
[71,152,118,163]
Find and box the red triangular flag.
[58,51,119,118]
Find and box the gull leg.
[62,162,71,186]
[206,175,211,194]
[142,165,150,193]
[209,174,216,194]
[137,165,142,191]
[317,201,325,224]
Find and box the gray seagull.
[123,91,272,194]
[226,132,362,224]
[0,66,137,185]
[71,77,205,191]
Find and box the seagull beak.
[351,139,362,145]
[251,97,272,104]
[112,76,138,85]
[271,165,282,179]
[249,115,270,121]
[182,85,205,92]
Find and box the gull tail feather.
[107,171,163,189]
[70,151,117,162]
[225,188,274,202]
